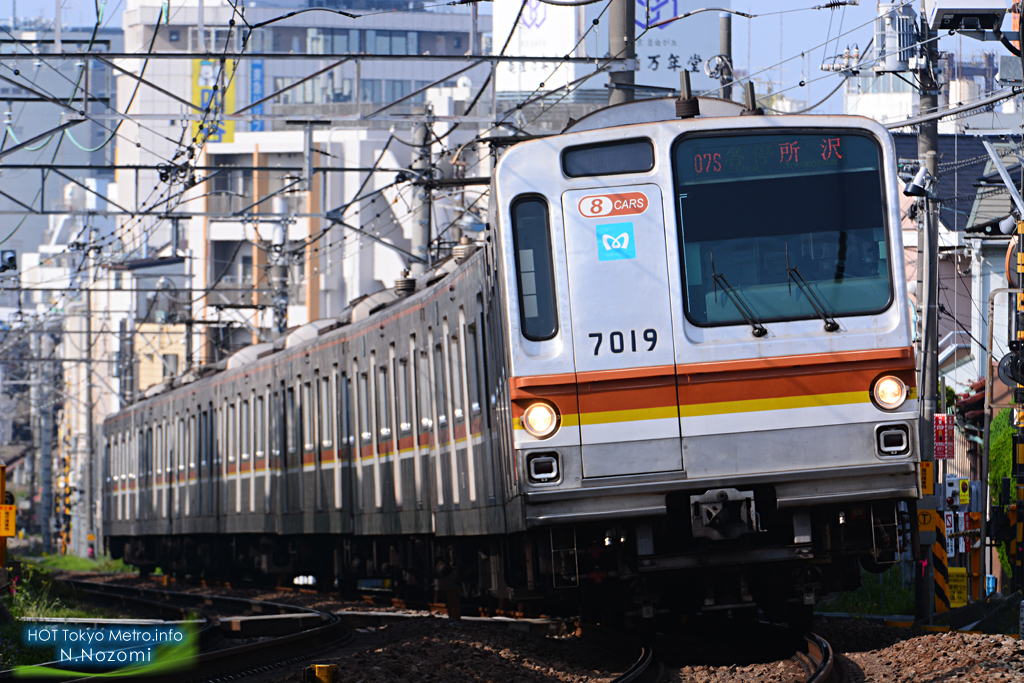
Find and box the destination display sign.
[675,132,880,186]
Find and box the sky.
[9,0,1016,115]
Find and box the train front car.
[493,113,918,626]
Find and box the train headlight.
[873,376,908,410]
[522,402,559,438]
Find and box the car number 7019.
[588,329,657,355]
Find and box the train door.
[560,185,683,477]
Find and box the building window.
[364,30,418,56]
[360,79,382,103]
[168,30,180,42]
[162,354,178,378]
[385,80,411,103]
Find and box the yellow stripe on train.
[680,391,872,417]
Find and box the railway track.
[11,576,833,682]
[803,633,835,683]
[638,626,836,683]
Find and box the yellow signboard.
[948,566,968,608]
[920,462,934,495]
[959,479,970,506]
[0,504,15,537]
[192,59,235,145]
[918,509,936,531]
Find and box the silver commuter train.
[104,98,920,625]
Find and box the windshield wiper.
[785,246,840,332]
[710,253,768,337]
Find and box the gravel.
[666,618,1024,682]
[62,574,1024,682]
[242,618,634,683]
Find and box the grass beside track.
[816,565,915,616]
[1,559,124,669]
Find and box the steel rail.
[805,633,835,683]
[611,644,655,683]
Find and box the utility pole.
[39,333,53,555]
[608,0,636,106]
[409,110,432,275]
[84,228,96,555]
[720,13,733,101]
[118,319,134,404]
[915,0,940,622]
[28,331,38,533]
[470,2,478,55]
[185,248,194,373]
[270,196,289,338]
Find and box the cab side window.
[511,197,558,341]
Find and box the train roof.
[107,248,478,423]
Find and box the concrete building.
[0,24,122,261]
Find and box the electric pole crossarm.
[365,60,487,120]
[982,141,1024,217]
[233,177,306,217]
[49,168,132,215]
[328,218,427,264]
[231,58,352,116]
[94,56,206,113]
[886,88,1022,130]
[0,188,39,214]
[0,120,83,161]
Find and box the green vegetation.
[988,408,1014,575]
[0,560,118,669]
[815,565,915,616]
[945,385,959,413]
[26,553,131,574]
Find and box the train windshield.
[673,132,891,328]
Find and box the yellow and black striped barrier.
[932,512,951,613]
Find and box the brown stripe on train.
[509,347,917,417]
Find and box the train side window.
[255,396,265,458]
[561,137,654,178]
[398,360,411,433]
[377,365,391,438]
[434,343,447,427]
[358,373,370,444]
[188,415,196,469]
[321,376,333,447]
[154,426,161,478]
[466,322,481,415]
[335,370,347,510]
[145,427,153,482]
[511,197,558,341]
[227,403,236,464]
[302,382,314,451]
[241,400,251,462]
[449,335,464,422]
[286,388,297,455]
[271,391,281,463]
[270,390,281,513]
[415,349,431,433]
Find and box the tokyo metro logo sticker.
[596,222,636,261]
